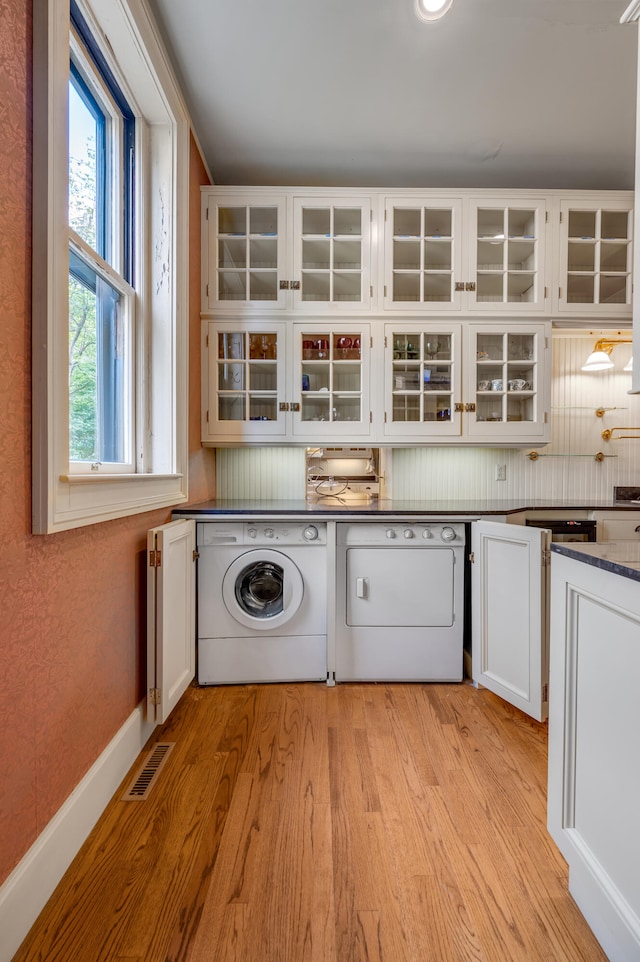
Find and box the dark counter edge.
[172,498,640,519]
[551,542,640,583]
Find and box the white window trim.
[32,0,190,533]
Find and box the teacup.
[490,379,503,391]
[477,380,491,391]
[508,378,529,391]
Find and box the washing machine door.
[222,549,304,630]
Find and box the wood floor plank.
[13,682,610,962]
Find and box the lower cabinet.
[548,551,640,962]
[203,318,552,446]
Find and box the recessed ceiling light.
[415,0,454,22]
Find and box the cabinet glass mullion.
[300,330,363,424]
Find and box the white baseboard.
[0,702,155,962]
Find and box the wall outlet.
[495,463,507,481]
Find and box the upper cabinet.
[382,195,548,314]
[555,198,634,316]
[204,187,633,321]
[203,190,373,313]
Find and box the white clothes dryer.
[197,521,327,684]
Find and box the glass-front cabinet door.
[383,199,464,311]
[557,199,633,316]
[383,324,463,438]
[291,198,373,311]
[467,199,548,313]
[204,194,288,311]
[292,324,371,438]
[465,323,550,441]
[203,321,288,442]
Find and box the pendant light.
[415,0,454,22]
[581,337,632,372]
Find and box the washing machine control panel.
[243,522,326,545]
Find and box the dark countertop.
[551,542,640,583]
[172,498,640,518]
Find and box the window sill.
[59,472,183,484]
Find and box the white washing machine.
[336,521,466,682]
[197,521,327,684]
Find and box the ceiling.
[148,0,638,191]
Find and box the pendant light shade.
[624,355,633,372]
[415,0,454,22]
[581,336,632,372]
[581,349,614,371]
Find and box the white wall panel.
[216,448,305,499]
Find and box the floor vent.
[122,742,175,801]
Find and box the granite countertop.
[173,498,640,518]
[551,542,640,582]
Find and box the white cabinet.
[202,319,373,445]
[203,189,374,313]
[548,551,640,962]
[555,197,633,316]
[382,195,548,314]
[471,520,549,722]
[382,321,551,444]
[594,510,640,541]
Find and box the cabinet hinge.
[384,209,387,221]
[542,549,551,567]
[205,206,209,220]
[206,283,209,298]
[370,285,373,298]
[149,687,161,705]
[544,286,548,299]
[542,682,549,702]
[545,210,548,223]
[544,411,549,423]
[469,551,475,564]
[149,549,162,568]
[559,210,563,223]
[205,334,209,347]
[384,285,387,297]
[370,411,373,423]
[384,411,387,423]
[558,286,562,300]
[206,410,209,423]
[370,210,373,222]
[193,549,200,562]
[370,336,373,349]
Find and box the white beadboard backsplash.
[216,333,640,502]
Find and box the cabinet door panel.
[292,197,373,312]
[467,198,548,313]
[556,198,633,316]
[202,321,288,443]
[292,323,372,439]
[472,521,548,721]
[383,198,464,312]
[204,193,288,311]
[383,323,463,439]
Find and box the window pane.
[69,253,128,464]
[68,73,104,254]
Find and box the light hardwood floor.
[12,682,608,962]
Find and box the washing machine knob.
[247,527,257,539]
[385,528,396,539]
[440,526,457,542]
[422,528,433,539]
[264,527,274,539]
[303,525,319,541]
[403,529,415,539]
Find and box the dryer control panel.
[197,521,327,546]
[338,522,465,546]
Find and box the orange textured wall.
[0,0,213,885]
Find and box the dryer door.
[222,549,304,630]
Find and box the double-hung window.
[68,12,135,472]
[33,0,190,532]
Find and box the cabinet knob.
[279,280,290,290]
[455,281,465,292]
[465,281,476,292]
[291,280,301,290]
